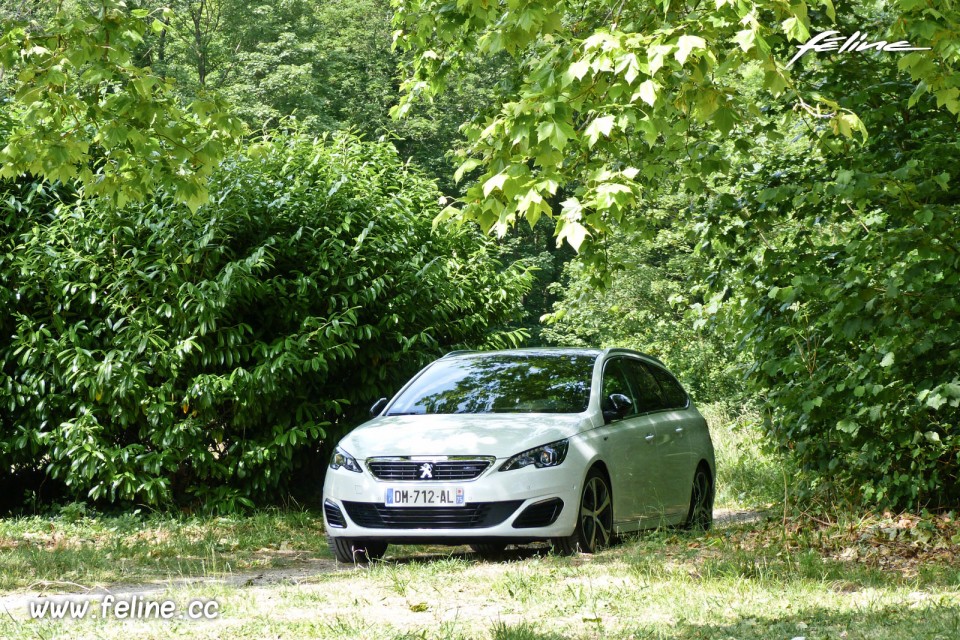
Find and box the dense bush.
[0,132,530,511]
[699,53,960,510]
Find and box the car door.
[644,363,704,519]
[618,358,689,523]
[634,360,696,522]
[597,357,664,527]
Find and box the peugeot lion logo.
[419,463,434,479]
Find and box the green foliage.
[394,0,960,511]
[541,221,739,404]
[700,403,785,510]
[494,215,575,345]
[0,0,243,209]
[394,0,958,249]
[700,47,960,509]
[149,0,379,132]
[0,130,530,510]
[135,0,506,191]
[395,0,850,246]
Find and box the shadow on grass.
[491,620,572,640]
[0,509,330,592]
[382,543,552,567]
[646,601,960,640]
[491,603,960,640]
[623,537,960,592]
[381,515,767,568]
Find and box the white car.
[322,347,715,562]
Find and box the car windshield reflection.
[385,354,596,415]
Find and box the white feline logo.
[787,30,931,67]
[419,463,433,479]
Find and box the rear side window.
[622,359,667,413]
[647,365,689,409]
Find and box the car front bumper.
[322,460,583,542]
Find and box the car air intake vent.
[342,501,523,529]
[324,500,347,528]
[366,458,494,481]
[512,498,564,528]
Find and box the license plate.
[385,487,466,507]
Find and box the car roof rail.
[441,350,476,358]
[640,352,665,366]
[606,347,665,366]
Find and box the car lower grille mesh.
[366,459,493,481]
[512,498,564,528]
[342,501,523,529]
[324,500,347,528]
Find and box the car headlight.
[329,447,362,473]
[499,439,569,472]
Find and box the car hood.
[338,413,593,459]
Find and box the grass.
[0,507,330,592]
[3,518,958,639]
[1,410,959,638]
[700,401,785,510]
[0,403,779,596]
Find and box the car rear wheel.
[552,468,613,555]
[328,536,388,563]
[684,465,714,531]
[470,542,508,560]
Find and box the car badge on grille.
[419,463,434,479]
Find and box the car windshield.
[385,353,596,415]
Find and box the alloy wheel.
[579,472,613,551]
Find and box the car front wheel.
[328,536,388,563]
[552,467,613,555]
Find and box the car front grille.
[366,458,494,481]
[342,501,523,529]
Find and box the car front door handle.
[644,433,655,443]
[675,427,684,435]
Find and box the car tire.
[551,467,613,555]
[328,536,388,563]
[684,465,714,531]
[470,542,508,560]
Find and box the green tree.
[541,220,740,405]
[0,0,243,208]
[699,43,960,509]
[133,0,507,191]
[394,0,958,250]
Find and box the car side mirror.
[370,397,388,418]
[602,393,632,423]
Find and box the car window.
[601,358,637,416]
[622,359,668,413]
[386,353,596,415]
[646,364,688,409]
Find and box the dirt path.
[0,508,767,617]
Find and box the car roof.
[441,347,664,366]
[441,347,601,359]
